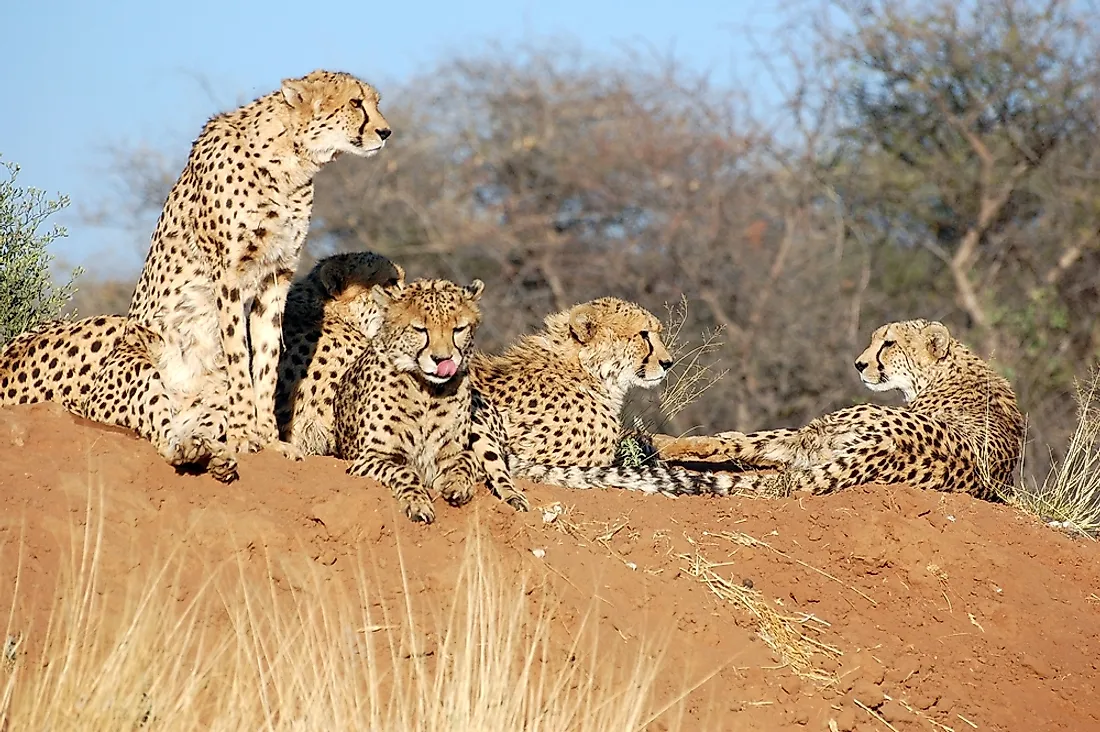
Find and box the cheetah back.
[275,252,405,456]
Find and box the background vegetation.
[42,0,1100,486]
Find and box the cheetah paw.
[504,493,530,512]
[400,495,436,524]
[159,434,240,483]
[653,434,731,460]
[162,433,216,467]
[440,478,475,507]
[265,440,305,461]
[206,446,239,483]
[226,436,264,455]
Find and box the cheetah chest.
[233,191,314,292]
[388,379,472,487]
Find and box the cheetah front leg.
[651,428,797,467]
[717,428,809,466]
[216,273,261,454]
[82,327,238,483]
[348,449,436,524]
[729,423,916,495]
[470,394,529,511]
[247,269,303,460]
[432,444,479,509]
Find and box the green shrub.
[0,157,82,346]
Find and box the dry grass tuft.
[0,488,709,731]
[617,297,729,468]
[659,296,729,422]
[1007,369,1100,538]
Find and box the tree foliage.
[0,158,82,346]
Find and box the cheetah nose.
[430,354,451,364]
[659,358,674,370]
[854,360,868,373]
[377,128,392,141]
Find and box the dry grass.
[1008,369,1100,538]
[677,545,842,685]
[658,296,729,422]
[617,296,729,468]
[0,489,706,731]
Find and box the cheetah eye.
[639,330,650,340]
[883,339,896,347]
[411,324,427,333]
[453,324,468,333]
[349,98,364,109]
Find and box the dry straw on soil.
[0,487,711,731]
[677,534,844,686]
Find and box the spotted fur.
[275,252,405,456]
[333,278,528,523]
[0,317,237,481]
[118,69,392,461]
[467,297,735,495]
[656,319,1024,500]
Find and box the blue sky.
[1,0,786,276]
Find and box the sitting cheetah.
[0,249,400,480]
[0,317,237,480]
[653,319,1024,500]
[334,278,528,523]
[109,69,391,461]
[275,251,405,456]
[466,297,733,496]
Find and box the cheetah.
[653,319,1024,500]
[114,69,391,460]
[466,297,734,496]
[0,248,400,480]
[0,317,237,481]
[275,251,405,456]
[333,278,529,523]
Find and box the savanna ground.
[2,403,1099,731]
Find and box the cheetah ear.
[370,283,395,309]
[463,279,485,301]
[569,308,598,344]
[281,77,323,112]
[392,262,407,287]
[925,321,951,360]
[318,259,348,298]
[281,78,309,108]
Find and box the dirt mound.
[1,403,1098,731]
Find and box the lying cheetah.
[275,251,405,456]
[334,278,528,523]
[654,319,1024,500]
[467,297,733,496]
[113,69,391,460]
[0,317,237,480]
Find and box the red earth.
[1,402,1098,731]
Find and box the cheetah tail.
[517,462,733,496]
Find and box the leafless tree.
[77,3,1100,485]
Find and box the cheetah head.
[855,319,952,401]
[281,70,392,164]
[547,298,674,392]
[372,278,485,386]
[313,252,406,338]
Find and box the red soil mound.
[1,403,1098,731]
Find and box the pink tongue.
[435,359,457,378]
